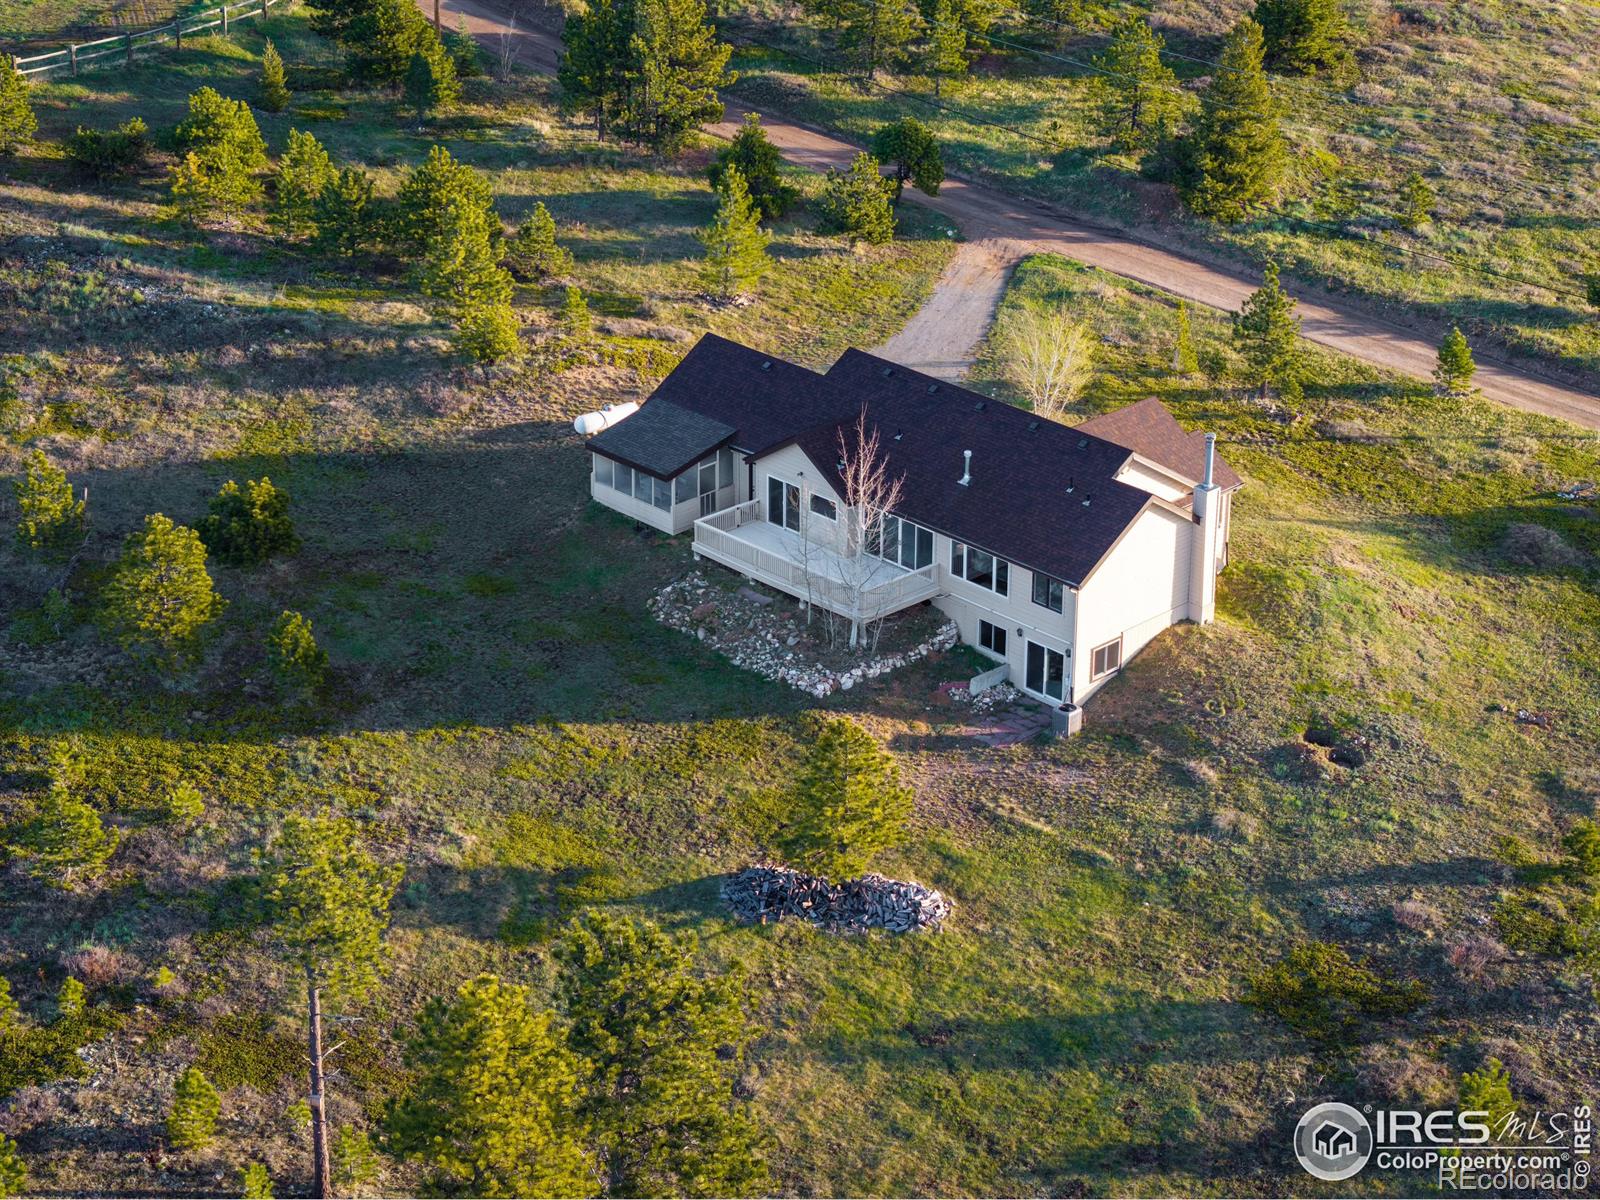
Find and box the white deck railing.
[693,501,941,622]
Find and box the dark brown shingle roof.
[1074,397,1243,491]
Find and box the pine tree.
[560,285,592,340]
[13,450,86,554]
[623,0,734,152]
[815,151,896,244]
[268,610,328,694]
[1434,325,1475,395]
[1092,16,1186,157]
[331,1128,378,1195]
[260,40,290,113]
[259,815,402,1200]
[170,147,262,223]
[272,128,336,240]
[168,1066,221,1151]
[57,976,86,1019]
[404,42,460,122]
[558,0,733,151]
[387,974,595,1197]
[779,717,913,881]
[558,0,632,141]
[0,1134,26,1200]
[556,911,770,1197]
[1173,299,1199,373]
[312,166,376,259]
[418,197,520,361]
[197,477,297,566]
[838,0,921,79]
[1253,0,1352,75]
[0,54,39,156]
[870,117,943,203]
[393,145,500,256]
[174,87,268,170]
[99,514,224,661]
[1396,169,1435,232]
[924,0,968,95]
[241,1162,273,1199]
[698,165,770,301]
[1177,18,1285,223]
[1231,260,1303,400]
[1459,1058,1515,1130]
[343,0,439,86]
[505,201,575,280]
[13,786,119,887]
[164,780,206,826]
[707,112,796,219]
[447,14,484,76]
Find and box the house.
[581,333,1242,709]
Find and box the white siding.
[589,453,732,536]
[752,444,848,552]
[933,537,1077,700]
[1072,504,1193,703]
[1115,458,1192,503]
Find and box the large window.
[1091,637,1123,680]
[1025,641,1066,701]
[1031,571,1064,614]
[978,619,1007,659]
[950,541,1009,595]
[594,456,669,511]
[868,515,933,569]
[810,494,837,521]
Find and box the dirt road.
[436,0,1600,429]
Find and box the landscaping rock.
[650,571,958,697]
[723,863,951,934]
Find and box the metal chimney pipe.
[959,450,972,486]
[1202,433,1216,490]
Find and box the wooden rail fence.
[8,0,288,78]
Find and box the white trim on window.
[1090,636,1123,680]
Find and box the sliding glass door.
[1025,641,1066,702]
[766,476,801,532]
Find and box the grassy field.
[725,0,1600,382]
[3,11,1600,1198]
[1,0,202,42]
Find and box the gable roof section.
[801,351,1154,586]
[1074,397,1243,491]
[587,399,736,479]
[633,332,858,458]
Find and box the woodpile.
[723,863,951,934]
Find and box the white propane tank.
[573,401,639,436]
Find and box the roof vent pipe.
[1202,432,1216,489]
[959,450,972,487]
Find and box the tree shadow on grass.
[3,431,804,739]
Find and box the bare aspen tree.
[998,306,1096,420]
[834,409,905,651]
[498,15,518,82]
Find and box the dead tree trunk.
[306,976,332,1199]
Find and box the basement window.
[978,620,1007,659]
[1090,637,1123,680]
